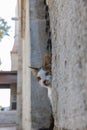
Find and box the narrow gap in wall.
[44,0,52,56]
[43,1,54,130]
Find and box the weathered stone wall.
[11,4,18,71]
[29,0,52,129]
[10,84,17,110]
[17,0,51,129]
[48,0,87,130]
[0,111,16,127]
[17,0,23,129]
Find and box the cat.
[29,55,52,104]
[29,55,54,130]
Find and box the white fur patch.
[37,68,52,104]
[37,68,52,86]
[48,87,52,104]
[37,69,46,81]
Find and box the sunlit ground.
[0,0,17,108]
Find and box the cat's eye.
[46,72,49,76]
[37,77,41,81]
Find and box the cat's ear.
[44,55,51,66]
[29,66,39,75]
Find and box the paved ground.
[0,126,16,130]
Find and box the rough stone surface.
[30,0,52,129]
[10,84,17,110]
[0,111,16,127]
[11,5,19,71]
[0,126,16,130]
[49,0,87,130]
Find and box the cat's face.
[36,67,52,87]
[30,55,52,88]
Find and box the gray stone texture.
[48,0,87,130]
[0,111,16,127]
[10,84,17,110]
[30,0,52,129]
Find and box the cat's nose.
[43,80,49,86]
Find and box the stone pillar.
[18,0,52,129]
[16,0,23,129]
[22,0,31,129]
[10,84,17,110]
[49,0,87,130]
[11,0,18,71]
[17,0,31,130]
[29,0,52,129]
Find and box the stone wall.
[11,3,18,71]
[48,0,87,130]
[10,84,17,110]
[17,0,87,130]
[0,111,16,127]
[17,0,52,130]
[29,0,52,129]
